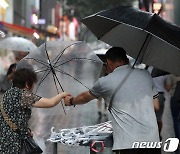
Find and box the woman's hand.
[61,92,71,98]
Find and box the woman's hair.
[12,68,37,89]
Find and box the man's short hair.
[105,47,129,64]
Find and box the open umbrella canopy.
[0,36,37,52]
[0,36,37,65]
[0,37,37,78]
[81,6,180,76]
[151,67,169,78]
[17,40,103,115]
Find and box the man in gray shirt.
[64,47,160,154]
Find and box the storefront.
[0,21,38,39]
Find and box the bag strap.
[108,68,134,112]
[0,99,18,131]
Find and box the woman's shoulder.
[4,87,21,96]
[2,87,22,107]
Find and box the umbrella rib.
[25,58,49,68]
[45,42,52,65]
[44,42,58,78]
[54,57,101,68]
[95,15,122,39]
[35,69,52,94]
[132,34,152,67]
[52,72,65,92]
[51,50,64,64]
[52,73,66,115]
[52,42,81,66]
[52,73,61,93]
[35,68,50,73]
[54,68,90,90]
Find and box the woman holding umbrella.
[0,68,70,154]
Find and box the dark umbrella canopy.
[151,67,169,78]
[81,6,180,76]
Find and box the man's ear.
[106,59,111,66]
[107,59,114,67]
[106,59,113,72]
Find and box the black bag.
[0,99,43,154]
[23,135,43,154]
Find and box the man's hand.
[64,95,74,106]
[64,91,96,106]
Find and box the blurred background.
[0,0,179,78]
[0,0,178,43]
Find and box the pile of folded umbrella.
[47,121,113,146]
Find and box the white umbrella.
[0,37,38,76]
[0,36,37,65]
[0,36,37,52]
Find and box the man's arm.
[64,91,97,106]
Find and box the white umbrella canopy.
[0,36,37,63]
[0,37,37,76]
[0,36,37,52]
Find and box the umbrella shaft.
[49,64,56,74]
[133,34,152,66]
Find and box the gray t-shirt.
[90,65,159,150]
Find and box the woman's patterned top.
[0,87,41,154]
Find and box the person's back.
[64,47,160,154]
[96,65,159,150]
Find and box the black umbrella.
[81,6,180,76]
[17,40,103,115]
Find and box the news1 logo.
[132,138,179,152]
[163,138,179,152]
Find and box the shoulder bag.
[108,68,134,112]
[0,100,43,154]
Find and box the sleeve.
[89,80,104,98]
[21,90,42,108]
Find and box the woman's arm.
[32,92,69,108]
